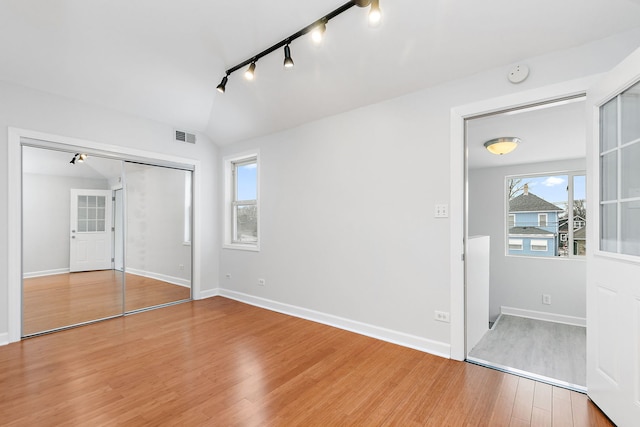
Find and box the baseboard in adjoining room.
[500,306,586,327]
[218,288,451,359]
[126,268,191,288]
[23,268,69,279]
[197,288,220,300]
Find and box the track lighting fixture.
[70,153,88,164]
[216,1,382,93]
[283,45,294,68]
[369,0,382,26]
[216,75,228,93]
[244,62,256,80]
[311,21,326,44]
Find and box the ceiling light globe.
[484,137,521,155]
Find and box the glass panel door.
[124,162,192,312]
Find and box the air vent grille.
[175,130,196,144]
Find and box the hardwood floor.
[1,297,612,426]
[23,271,191,335]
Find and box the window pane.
[78,207,87,220]
[600,97,618,152]
[88,221,97,232]
[235,205,257,243]
[621,81,640,144]
[97,220,106,232]
[88,196,97,208]
[621,201,640,256]
[78,219,88,232]
[78,195,88,208]
[531,239,548,251]
[236,161,257,201]
[621,142,640,199]
[539,214,547,227]
[600,203,617,252]
[600,152,617,201]
[97,196,106,208]
[573,175,586,256]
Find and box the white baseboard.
[23,268,69,279]
[219,289,451,359]
[500,306,586,327]
[0,332,9,347]
[197,288,220,300]
[126,268,190,288]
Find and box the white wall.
[217,29,640,356]
[469,159,587,322]
[0,80,220,338]
[23,174,109,275]
[125,164,191,284]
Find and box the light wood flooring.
[1,297,613,426]
[23,270,191,335]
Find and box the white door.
[70,189,113,272]
[586,46,640,426]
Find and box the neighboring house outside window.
[508,184,563,257]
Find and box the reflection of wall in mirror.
[125,165,191,286]
[23,174,108,276]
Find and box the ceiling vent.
[175,129,196,144]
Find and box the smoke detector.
[508,64,529,84]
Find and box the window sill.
[223,243,260,252]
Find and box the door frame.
[449,76,599,360]
[7,127,202,343]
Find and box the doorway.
[21,143,193,336]
[463,97,588,391]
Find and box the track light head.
[311,21,326,44]
[369,0,381,26]
[352,0,372,6]
[244,62,256,80]
[283,45,294,68]
[78,153,87,162]
[70,156,76,164]
[217,75,228,93]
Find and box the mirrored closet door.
[22,145,192,337]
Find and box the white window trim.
[223,150,260,251]
[508,239,523,250]
[538,213,547,227]
[508,214,515,227]
[530,239,549,251]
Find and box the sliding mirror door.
[22,146,125,335]
[124,162,192,312]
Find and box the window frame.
[508,239,523,251]
[530,239,548,252]
[538,213,547,227]
[223,151,260,251]
[506,171,586,259]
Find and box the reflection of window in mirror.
[184,172,192,245]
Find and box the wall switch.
[258,278,265,286]
[434,311,450,322]
[178,264,184,270]
[434,204,449,218]
[225,273,231,279]
[542,294,551,305]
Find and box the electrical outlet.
[542,294,551,305]
[258,278,265,286]
[434,311,450,323]
[178,264,184,270]
[434,204,449,218]
[225,273,231,279]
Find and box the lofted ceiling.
[1,0,640,146]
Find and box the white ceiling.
[466,98,586,170]
[2,0,640,146]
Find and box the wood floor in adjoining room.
[23,270,191,335]
[1,297,612,426]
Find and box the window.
[538,213,547,227]
[184,171,192,244]
[599,80,640,256]
[509,239,523,250]
[531,239,548,251]
[507,172,585,258]
[224,152,259,250]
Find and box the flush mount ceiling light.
[69,153,88,164]
[216,0,382,92]
[484,137,521,155]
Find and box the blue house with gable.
[508,184,563,257]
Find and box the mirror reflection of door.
[123,162,192,312]
[22,146,125,335]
